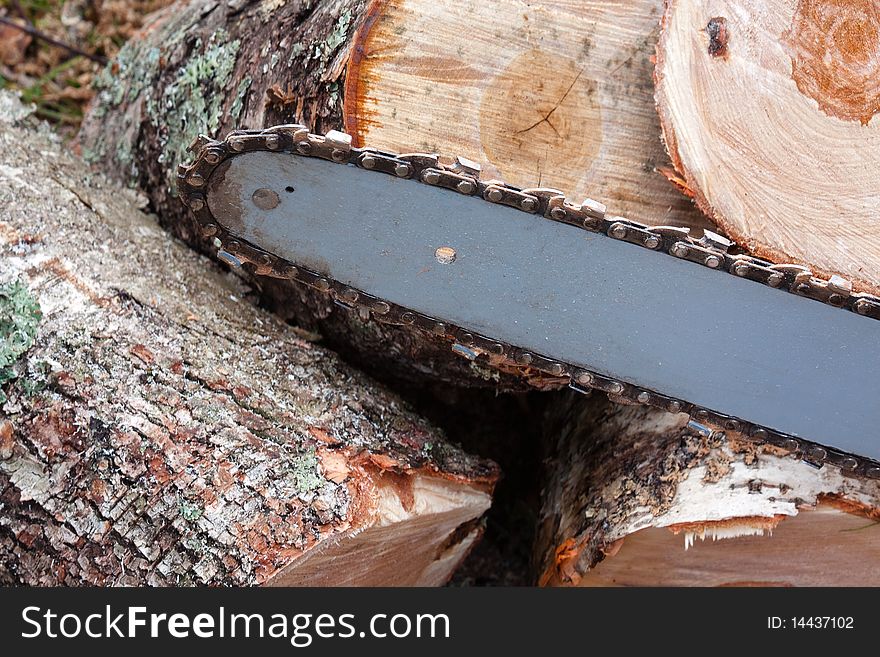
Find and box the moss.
[0,280,41,403]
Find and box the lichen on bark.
[0,280,42,402]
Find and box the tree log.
[655,0,880,291]
[0,94,496,586]
[535,394,880,587]
[78,0,708,390]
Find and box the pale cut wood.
[535,395,880,587]
[655,0,880,291]
[0,94,496,586]
[345,0,707,228]
[583,505,880,587]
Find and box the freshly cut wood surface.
[0,95,496,586]
[656,0,880,290]
[536,395,880,587]
[345,0,706,228]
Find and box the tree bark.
[535,394,880,587]
[0,93,497,586]
[77,0,709,390]
[655,0,880,292]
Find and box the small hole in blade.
[285,186,295,193]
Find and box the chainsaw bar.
[178,125,880,474]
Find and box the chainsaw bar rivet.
[331,149,347,161]
[423,171,441,184]
[637,391,651,403]
[314,278,331,291]
[671,243,688,258]
[734,263,749,276]
[229,139,245,152]
[705,255,722,268]
[767,273,784,287]
[457,180,476,194]
[188,174,205,188]
[644,235,660,249]
[610,224,627,239]
[373,301,391,314]
[516,352,533,366]
[361,155,376,169]
[189,198,205,211]
[265,135,281,150]
[435,246,457,264]
[252,188,280,210]
[432,322,447,335]
[668,401,683,413]
[296,141,312,154]
[401,312,416,324]
[521,197,538,212]
[608,382,624,394]
[204,150,223,164]
[395,163,411,178]
[577,372,593,385]
[809,446,827,461]
[855,299,871,315]
[550,207,566,221]
[487,188,503,202]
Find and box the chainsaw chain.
[178,124,880,476]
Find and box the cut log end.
[655,0,880,292]
[343,0,707,229]
[536,394,880,587]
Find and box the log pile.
[0,96,496,585]
[2,0,875,586]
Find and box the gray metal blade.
[208,150,880,461]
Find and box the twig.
[0,15,108,65]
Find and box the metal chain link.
[177,124,880,477]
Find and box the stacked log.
[0,95,496,585]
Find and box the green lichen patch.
[290,450,325,493]
[157,31,241,182]
[229,77,253,126]
[178,497,204,523]
[0,280,41,401]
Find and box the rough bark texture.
[535,394,880,587]
[655,0,880,293]
[0,94,496,586]
[77,0,534,391]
